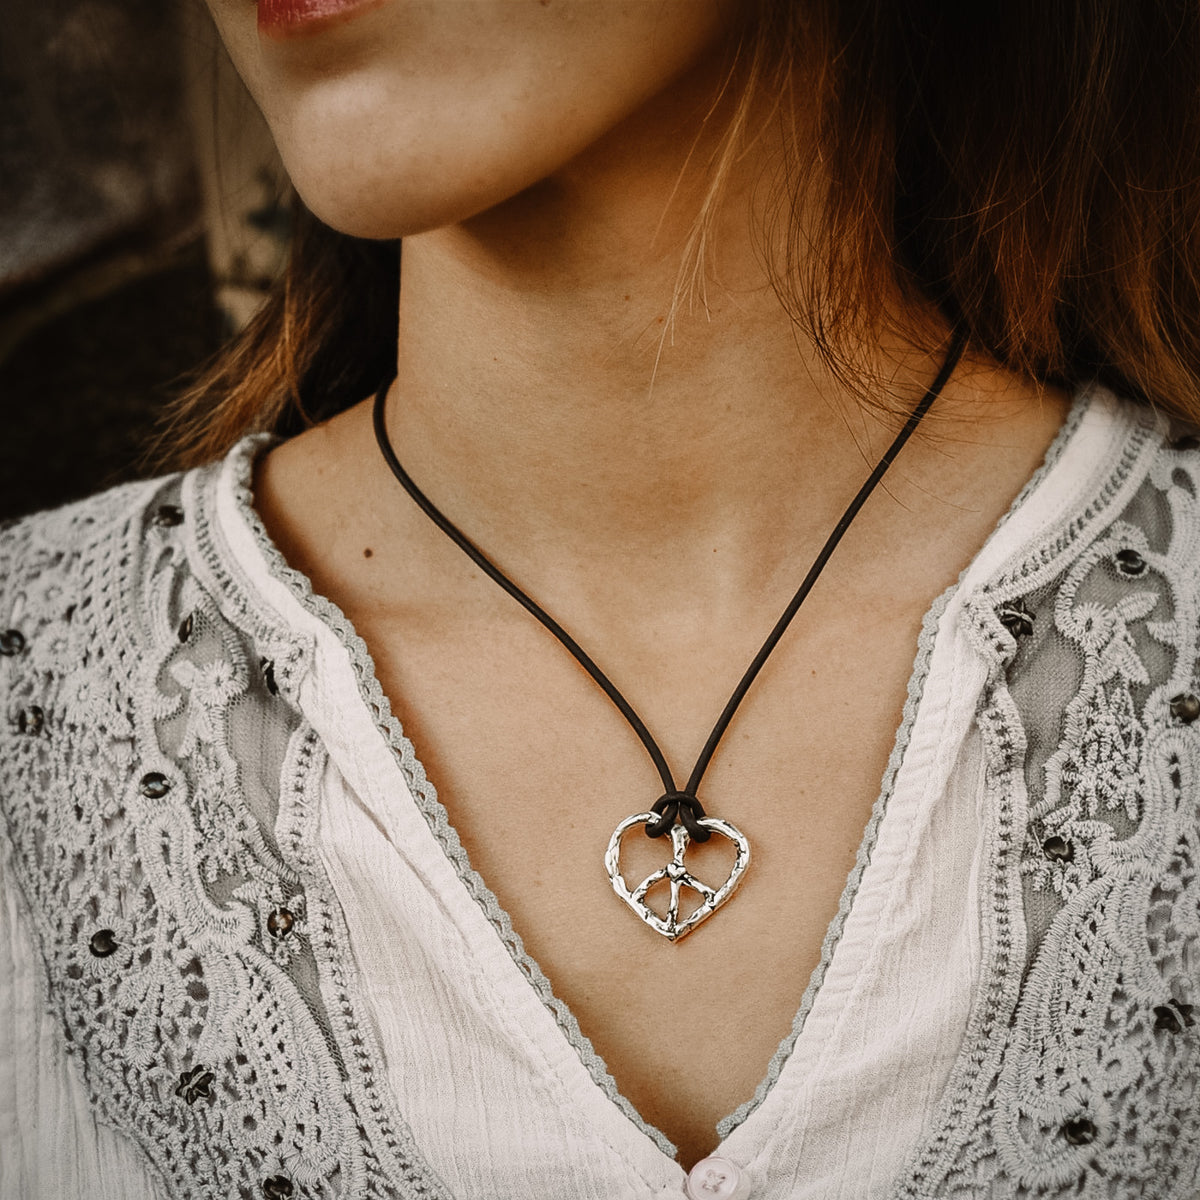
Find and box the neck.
[378,53,1056,622]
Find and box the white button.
[684,1155,750,1200]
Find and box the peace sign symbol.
[605,813,751,941]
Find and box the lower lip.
[257,0,384,38]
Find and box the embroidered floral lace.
[0,481,450,1199]
[897,421,1200,1197]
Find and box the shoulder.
[0,470,196,654]
[0,470,195,745]
[993,388,1200,596]
[0,468,192,563]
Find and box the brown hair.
[163,0,1200,465]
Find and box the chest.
[346,579,940,1167]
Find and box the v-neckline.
[205,387,1104,1184]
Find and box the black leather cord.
[373,325,967,840]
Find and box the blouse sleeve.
[0,838,163,1200]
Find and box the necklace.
[372,328,966,941]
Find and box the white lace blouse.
[1,388,1198,1200]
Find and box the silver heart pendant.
[604,813,751,941]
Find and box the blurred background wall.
[0,0,290,519]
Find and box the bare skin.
[209,0,1071,1171]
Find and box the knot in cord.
[647,792,711,842]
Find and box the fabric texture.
[0,387,1197,1199]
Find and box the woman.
[2,1,1198,1197]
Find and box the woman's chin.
[278,119,581,242]
[285,166,525,242]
